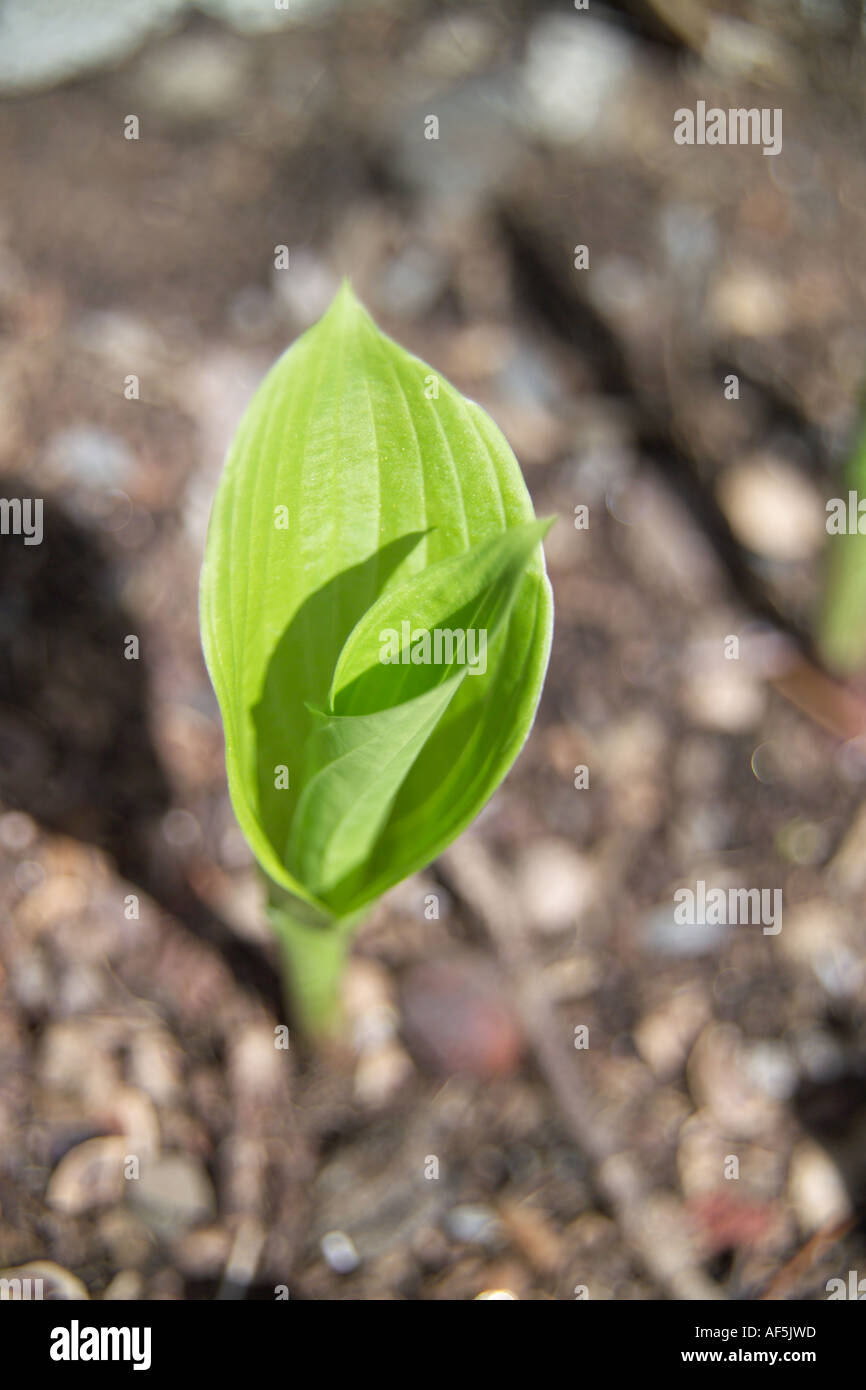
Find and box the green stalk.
[266,884,362,1039]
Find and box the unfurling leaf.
[199,283,553,1031]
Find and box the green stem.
[266,887,363,1039]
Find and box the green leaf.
[290,674,465,899]
[199,282,553,922]
[330,519,552,712]
[819,391,866,675]
[289,520,552,899]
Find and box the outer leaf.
[199,283,553,919]
[819,391,866,675]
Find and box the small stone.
[703,16,795,83]
[127,1030,183,1107]
[101,1270,144,1301]
[515,838,597,934]
[400,956,523,1078]
[641,903,728,957]
[353,1040,414,1108]
[540,954,603,1002]
[681,639,766,733]
[320,1230,360,1275]
[633,989,710,1079]
[46,1137,129,1216]
[0,810,36,851]
[174,1226,233,1278]
[743,1041,798,1102]
[788,1141,851,1234]
[687,1024,780,1139]
[43,425,135,490]
[128,1154,216,1238]
[227,1022,285,1103]
[108,1085,160,1162]
[716,456,824,562]
[709,269,790,338]
[134,35,250,123]
[520,15,634,145]
[0,0,185,95]
[445,1204,503,1248]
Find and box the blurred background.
[1,0,866,1301]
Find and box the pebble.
[708,268,790,338]
[127,1029,183,1107]
[227,1022,286,1104]
[703,16,795,84]
[743,1041,798,1102]
[174,1226,232,1278]
[539,954,603,1003]
[134,35,250,122]
[681,640,766,733]
[633,988,710,1079]
[641,903,728,957]
[716,455,824,562]
[0,0,184,95]
[0,810,36,852]
[520,15,634,145]
[101,1270,144,1301]
[399,956,523,1078]
[42,425,135,491]
[778,901,856,994]
[514,838,597,935]
[687,1024,779,1139]
[787,1140,851,1234]
[46,1137,130,1216]
[678,1114,786,1201]
[353,1040,414,1109]
[320,1230,360,1275]
[127,1154,217,1238]
[109,1085,161,1163]
[444,1204,504,1248]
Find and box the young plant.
[199,284,553,1037]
